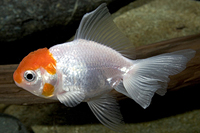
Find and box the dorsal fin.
[74,3,135,59]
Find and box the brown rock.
[114,0,200,46]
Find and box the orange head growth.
[13,48,57,83]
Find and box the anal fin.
[87,93,124,131]
[114,81,131,98]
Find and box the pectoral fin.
[87,93,124,131]
[57,91,85,107]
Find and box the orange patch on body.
[13,48,57,83]
[42,83,55,97]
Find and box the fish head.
[13,48,58,98]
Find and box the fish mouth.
[14,81,40,97]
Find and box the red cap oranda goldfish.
[13,3,196,131]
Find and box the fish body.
[13,3,196,131]
[49,39,132,102]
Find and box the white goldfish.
[13,3,195,131]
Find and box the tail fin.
[120,49,195,109]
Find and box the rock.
[0,0,133,64]
[113,0,200,46]
[0,113,28,133]
[0,0,120,42]
[3,86,200,133]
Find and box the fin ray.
[87,93,124,131]
[57,91,85,107]
[74,3,135,58]
[114,82,131,98]
[123,49,195,109]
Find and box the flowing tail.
[115,49,196,109]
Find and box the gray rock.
[0,0,117,42]
[0,0,133,64]
[0,113,28,133]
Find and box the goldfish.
[13,3,195,131]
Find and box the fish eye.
[24,70,36,82]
